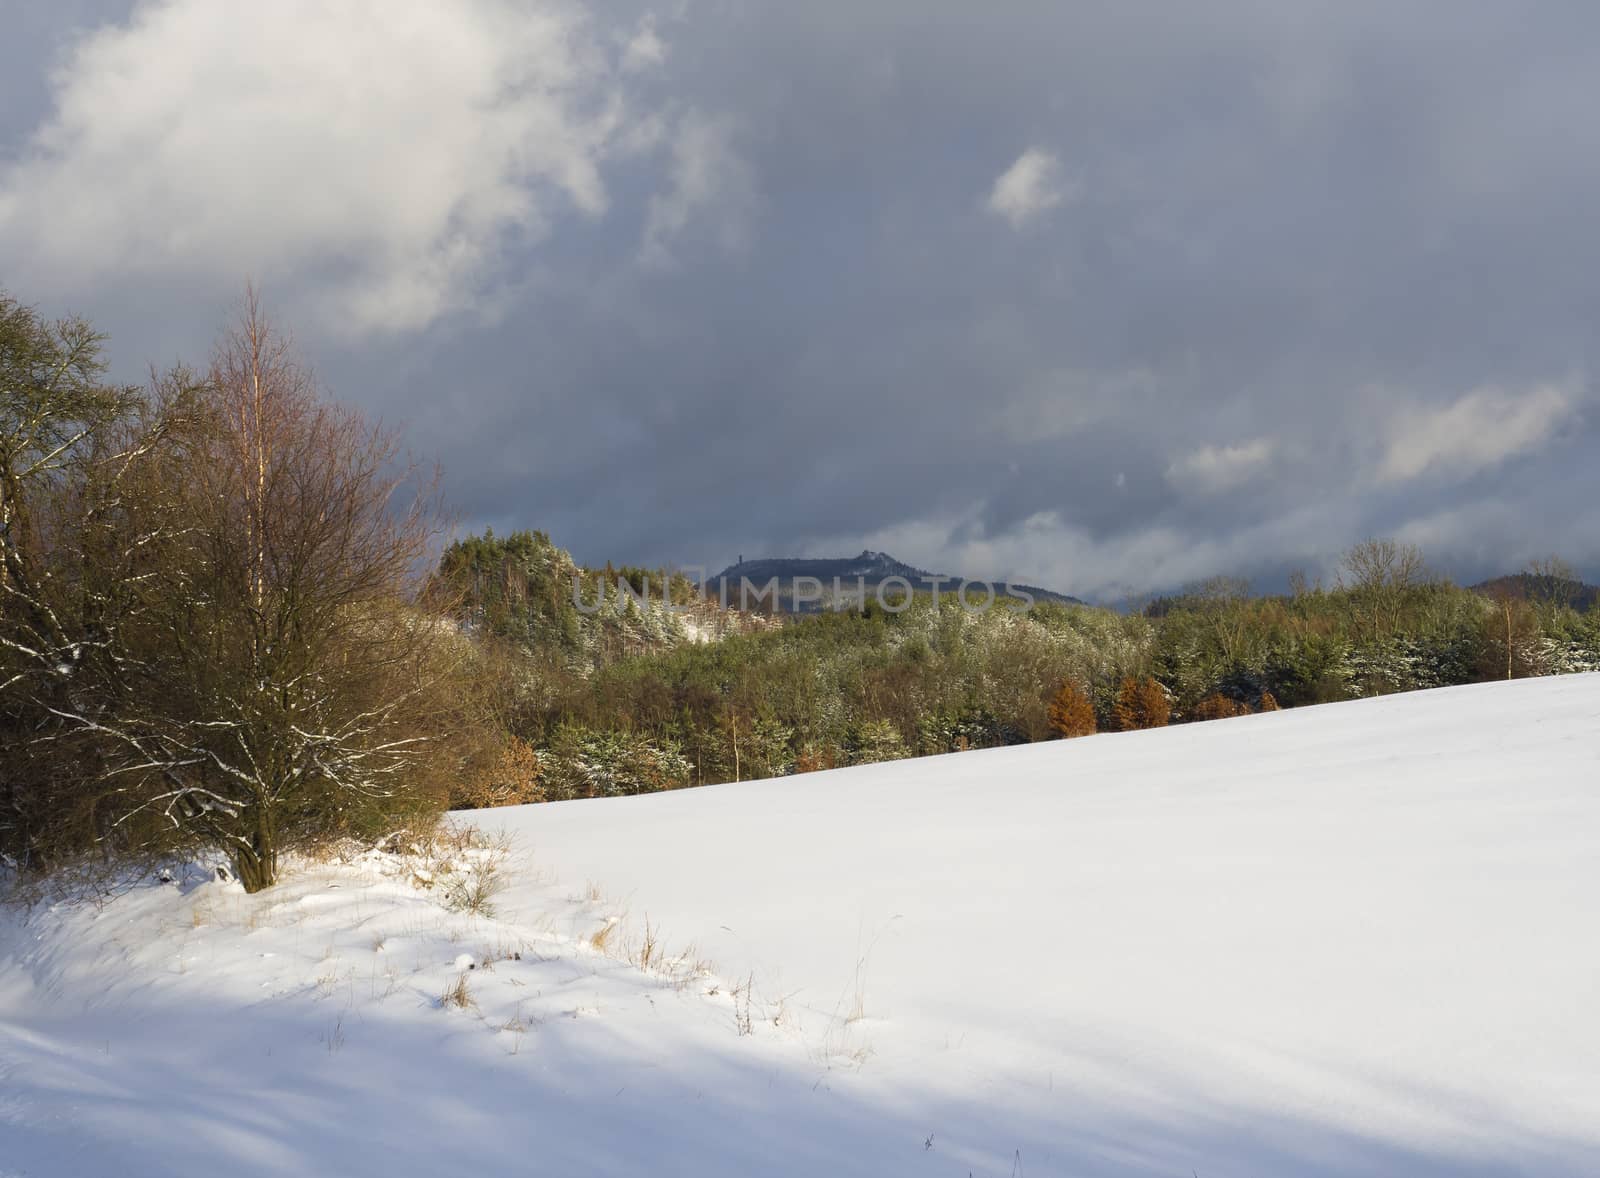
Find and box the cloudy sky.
[2,1,1597,601]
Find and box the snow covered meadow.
[3,674,1598,1176]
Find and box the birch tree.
[4,292,471,890]
[89,294,462,890]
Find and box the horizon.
[466,532,1598,609]
[454,529,1597,614]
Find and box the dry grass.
[841,1043,875,1069]
[478,937,528,966]
[732,972,755,1037]
[768,988,803,1032]
[371,961,402,1000]
[500,1002,537,1055]
[846,983,867,1025]
[440,971,476,1012]
[400,821,515,918]
[437,829,512,919]
[843,917,899,1025]
[588,916,621,954]
[670,949,715,994]
[632,916,661,973]
[444,863,504,917]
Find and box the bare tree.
[1286,568,1319,599]
[1340,538,1429,641]
[1188,575,1253,665]
[1525,555,1580,611]
[17,294,469,890]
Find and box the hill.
[710,549,1084,611]
[437,529,769,667]
[1472,571,1600,611]
[4,674,1598,1175]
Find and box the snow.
[3,674,1599,1176]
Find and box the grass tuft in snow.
[440,971,476,1012]
[631,915,662,973]
[588,915,621,954]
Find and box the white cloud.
[986,147,1069,229]
[622,16,668,72]
[810,499,1352,603]
[1165,438,1277,496]
[0,0,631,335]
[641,111,755,266]
[1378,382,1579,483]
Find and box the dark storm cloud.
[3,1,1598,598]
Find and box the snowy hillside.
[4,675,1599,1176]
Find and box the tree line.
[441,532,1600,805]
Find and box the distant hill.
[437,529,771,666]
[1471,572,1599,611]
[709,550,1083,612]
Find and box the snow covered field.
[3,675,1598,1176]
